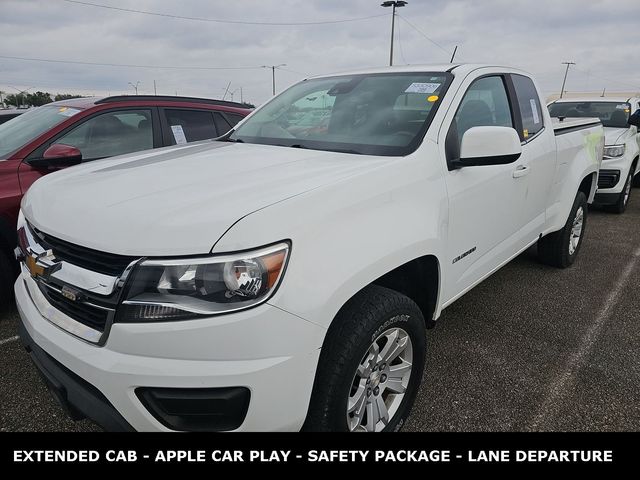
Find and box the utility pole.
[262,64,286,96]
[153,80,157,95]
[222,81,232,100]
[381,1,407,66]
[240,87,243,104]
[560,62,575,99]
[128,81,140,95]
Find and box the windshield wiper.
[288,144,361,155]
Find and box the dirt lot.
[1,195,639,432]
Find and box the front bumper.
[15,274,325,431]
[596,156,634,197]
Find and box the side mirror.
[628,110,640,128]
[453,126,522,168]
[29,144,83,169]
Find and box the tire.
[604,170,633,214]
[633,172,640,188]
[303,285,426,432]
[538,191,587,268]
[0,249,17,311]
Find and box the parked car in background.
[548,96,640,213]
[16,64,603,431]
[0,108,28,125]
[0,95,251,304]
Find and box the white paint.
[17,64,604,431]
[528,245,640,430]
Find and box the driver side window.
[446,76,513,161]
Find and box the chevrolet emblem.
[25,250,61,279]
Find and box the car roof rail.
[94,95,248,109]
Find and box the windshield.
[0,105,82,158]
[229,72,452,156]
[548,101,631,128]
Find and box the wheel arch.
[579,171,598,204]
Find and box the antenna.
[450,46,458,63]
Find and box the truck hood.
[22,141,390,256]
[604,127,630,145]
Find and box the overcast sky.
[1,0,638,105]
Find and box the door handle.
[512,165,530,178]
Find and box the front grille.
[30,225,137,277]
[598,170,620,189]
[38,284,112,332]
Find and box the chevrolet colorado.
[15,64,604,432]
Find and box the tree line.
[0,92,83,108]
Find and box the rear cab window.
[510,74,544,140]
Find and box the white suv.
[549,97,640,213]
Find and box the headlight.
[119,242,289,321]
[604,145,625,158]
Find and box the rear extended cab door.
[506,73,557,238]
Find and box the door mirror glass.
[29,143,83,168]
[455,126,522,168]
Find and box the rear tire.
[0,249,17,311]
[604,170,632,214]
[303,285,426,432]
[538,191,587,268]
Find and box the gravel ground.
[1,194,639,432]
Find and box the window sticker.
[616,104,629,110]
[530,99,540,124]
[523,129,529,138]
[427,95,439,102]
[404,82,441,94]
[58,107,80,117]
[171,125,188,145]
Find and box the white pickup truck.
[15,64,604,432]
[549,96,640,213]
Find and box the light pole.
[560,62,575,99]
[128,81,140,95]
[381,1,407,66]
[262,64,286,96]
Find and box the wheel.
[604,170,633,214]
[538,191,587,268]
[303,285,426,432]
[0,249,18,310]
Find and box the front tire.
[0,249,17,311]
[538,191,587,268]
[303,285,426,432]
[604,170,632,214]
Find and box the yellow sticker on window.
[523,129,529,138]
[58,107,67,112]
[427,95,439,102]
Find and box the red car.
[0,95,250,303]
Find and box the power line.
[572,65,639,91]
[0,54,265,71]
[396,14,453,58]
[61,0,389,26]
[396,15,409,65]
